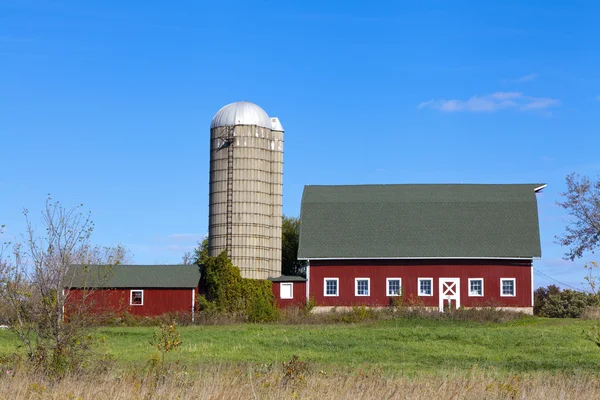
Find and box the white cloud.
[502,73,538,83]
[418,92,559,113]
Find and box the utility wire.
[533,268,588,292]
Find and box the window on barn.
[500,278,516,297]
[386,278,402,296]
[324,278,339,296]
[280,283,293,299]
[418,278,433,296]
[355,278,370,296]
[468,278,484,297]
[130,290,144,305]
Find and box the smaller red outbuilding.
[268,275,307,308]
[66,264,200,318]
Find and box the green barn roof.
[298,184,544,260]
[67,264,201,288]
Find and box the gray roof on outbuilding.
[67,265,201,288]
[298,184,544,260]
[268,275,307,282]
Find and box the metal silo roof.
[270,117,284,132]
[211,101,273,129]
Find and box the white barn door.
[439,278,460,312]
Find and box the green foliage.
[202,251,279,322]
[536,286,599,318]
[282,215,307,277]
[149,323,181,365]
[301,297,316,315]
[196,294,218,314]
[584,320,600,348]
[533,284,561,315]
[244,280,279,323]
[341,306,377,323]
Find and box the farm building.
[208,101,284,280]
[66,265,200,318]
[64,101,546,317]
[294,184,545,314]
[268,275,307,308]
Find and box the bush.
[534,285,561,315]
[201,251,279,322]
[537,289,599,318]
[341,306,377,323]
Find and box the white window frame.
[500,278,516,297]
[324,278,339,297]
[386,278,402,297]
[280,283,293,299]
[130,289,144,306]
[468,278,484,297]
[355,278,370,296]
[418,278,433,296]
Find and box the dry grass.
[1,364,599,399]
[581,306,600,320]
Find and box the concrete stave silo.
[208,102,283,279]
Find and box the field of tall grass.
[1,364,600,399]
[1,314,600,398]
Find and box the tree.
[533,284,561,315]
[282,215,307,277]
[556,173,600,260]
[0,197,129,374]
[182,237,208,265]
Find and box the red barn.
[269,276,307,308]
[298,184,545,314]
[66,265,200,318]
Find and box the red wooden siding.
[272,281,307,308]
[67,288,196,317]
[308,259,532,308]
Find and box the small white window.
[280,283,293,299]
[324,278,339,297]
[500,278,516,297]
[418,278,433,296]
[386,278,402,296]
[468,278,484,297]
[130,290,144,306]
[355,278,370,296]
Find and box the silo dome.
[210,101,272,129]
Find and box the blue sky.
[1,1,599,290]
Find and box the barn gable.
[298,184,544,260]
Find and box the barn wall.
[271,281,307,308]
[308,259,532,308]
[67,288,196,317]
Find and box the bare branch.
[556,173,600,260]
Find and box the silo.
[208,101,284,279]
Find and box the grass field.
[2,316,598,374]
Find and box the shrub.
[149,323,181,366]
[538,289,598,318]
[340,306,377,323]
[301,297,316,315]
[534,285,561,315]
[202,251,279,322]
[281,355,309,386]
